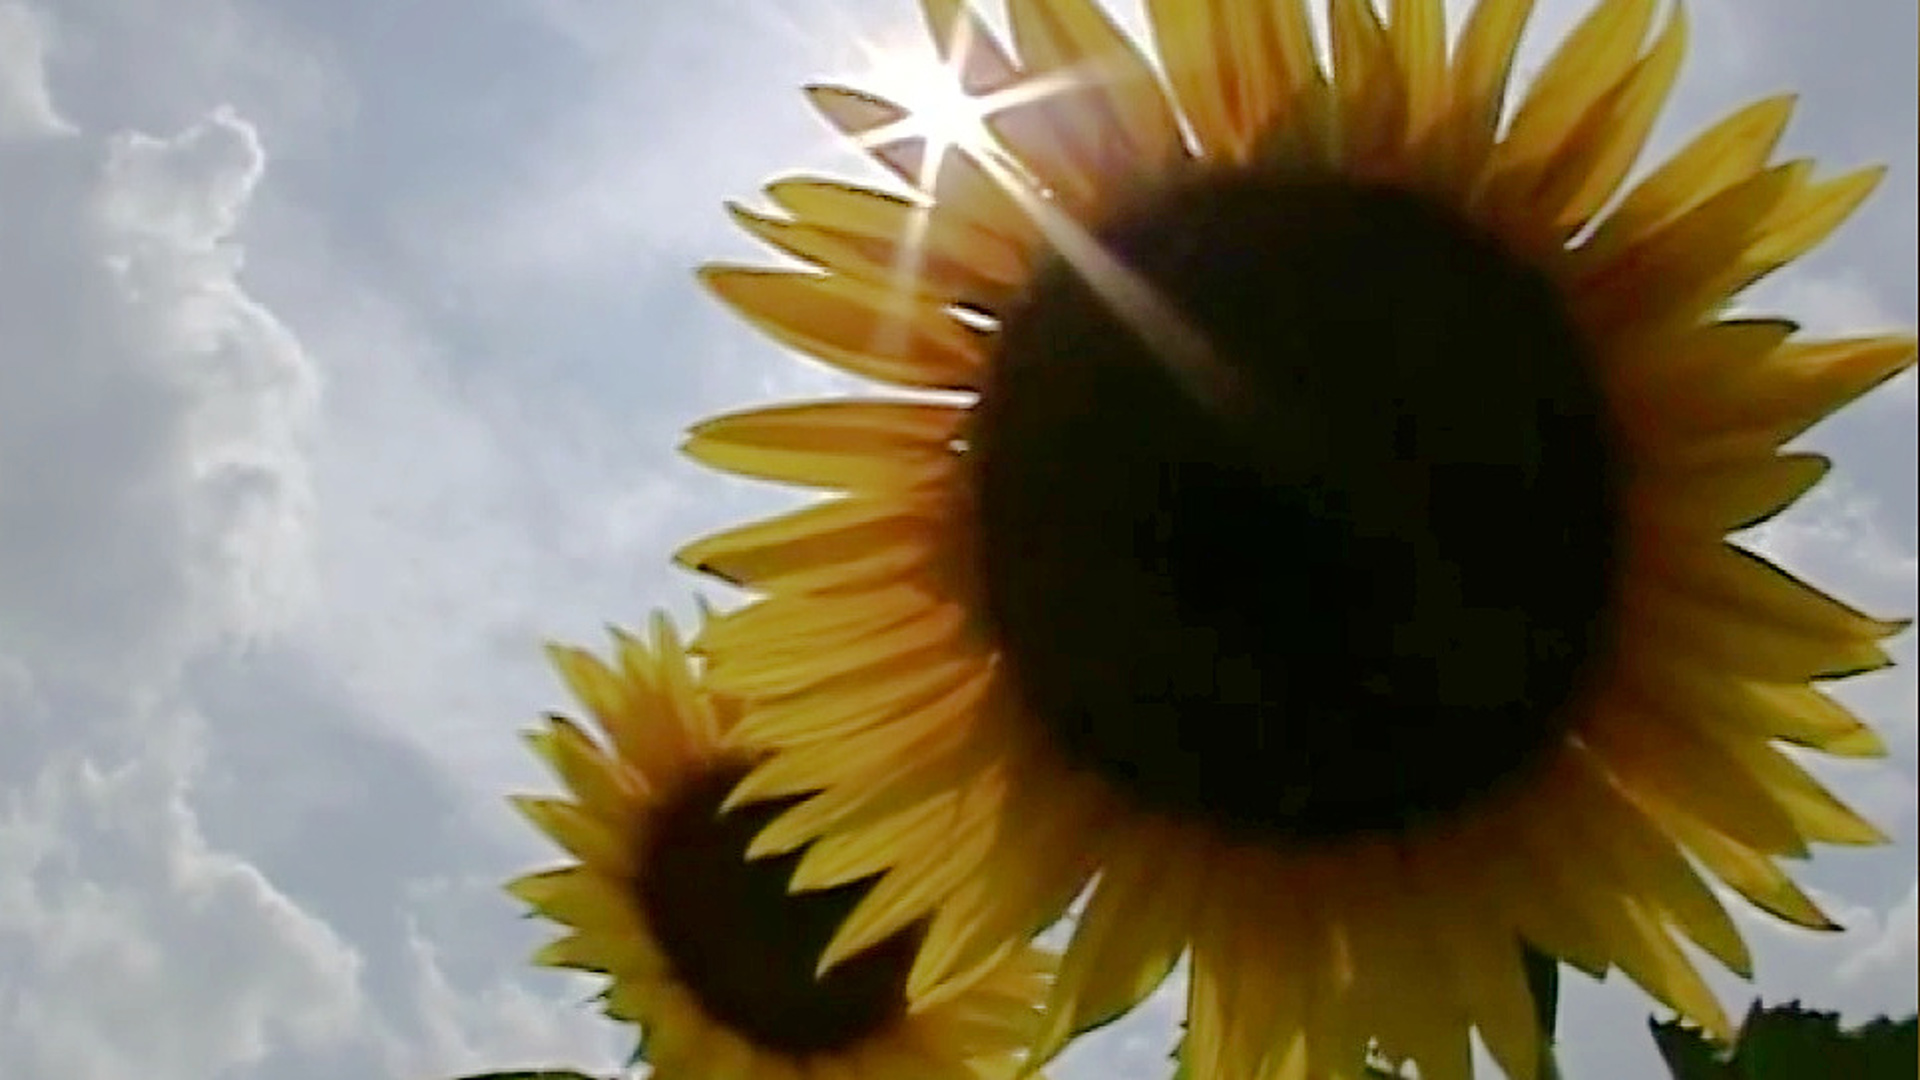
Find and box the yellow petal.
[1030,820,1199,1063]
[1144,0,1234,155]
[1007,0,1181,168]
[1576,161,1803,332]
[1626,584,1894,682]
[770,177,1032,277]
[792,790,961,893]
[1388,0,1446,144]
[1644,542,1907,642]
[1743,682,1889,758]
[912,788,1099,1001]
[675,493,941,594]
[1629,453,1829,537]
[732,650,984,748]
[1702,735,1889,847]
[807,82,926,185]
[1630,796,1838,930]
[532,928,665,978]
[510,795,634,877]
[1581,94,1797,266]
[701,587,941,677]
[822,782,1002,973]
[1682,334,1919,449]
[1531,4,1687,237]
[505,866,641,935]
[525,717,640,825]
[1584,703,1809,857]
[730,669,987,819]
[727,201,1023,309]
[1562,749,1752,976]
[1627,646,1890,760]
[1443,0,1535,187]
[683,399,961,492]
[1747,165,1885,268]
[700,267,984,390]
[1405,836,1542,1080]
[1496,0,1657,177]
[1606,895,1735,1041]
[1329,0,1408,174]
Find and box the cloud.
[0,7,380,1077]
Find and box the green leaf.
[1652,1000,1919,1079]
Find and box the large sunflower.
[678,1,1915,1077]
[506,614,1055,1080]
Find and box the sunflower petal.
[1007,0,1181,168]
[684,399,961,492]
[1444,0,1535,185]
[1577,162,1803,330]
[1388,0,1446,143]
[1748,165,1885,268]
[700,585,934,659]
[1687,335,1919,448]
[1646,542,1907,642]
[1630,453,1830,536]
[526,717,639,825]
[1635,797,1838,930]
[922,0,1020,94]
[1144,0,1234,154]
[1563,748,1752,976]
[1582,94,1797,264]
[1497,0,1657,176]
[732,649,982,747]
[1532,4,1687,236]
[1329,0,1408,173]
[700,267,984,390]
[807,83,925,182]
[1031,820,1199,1062]
[1743,682,1889,758]
[675,493,942,594]
[729,670,986,819]
[506,865,641,934]
[1406,836,1543,1080]
[1628,584,1894,682]
[1585,703,1809,857]
[1706,737,1889,847]
[730,195,1026,306]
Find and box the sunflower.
[506,614,1055,1080]
[677,1,1915,1077]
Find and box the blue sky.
[0,1,1911,1077]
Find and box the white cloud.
[0,7,367,1078]
[0,721,365,1079]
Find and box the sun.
[679,1,1915,1078]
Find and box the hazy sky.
[0,1,1912,1078]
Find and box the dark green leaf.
[1652,1000,1919,1079]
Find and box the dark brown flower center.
[637,760,918,1055]
[972,169,1624,845]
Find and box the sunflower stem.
[1522,945,1565,1080]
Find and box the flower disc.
[977,168,1623,840]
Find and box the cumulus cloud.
[0,7,368,1077]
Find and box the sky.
[0,1,1911,1078]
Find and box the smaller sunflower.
[507,613,1054,1080]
